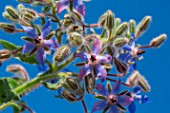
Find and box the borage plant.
[0,0,167,113]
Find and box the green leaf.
[0,78,20,105]
[0,39,19,51]
[15,53,38,64]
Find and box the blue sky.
[0,0,170,113]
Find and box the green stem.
[13,73,63,94]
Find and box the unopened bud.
[99,10,114,30]
[3,12,18,23]
[0,23,16,33]
[136,16,151,38]
[0,50,11,62]
[129,19,136,34]
[113,57,128,73]
[5,6,19,19]
[67,32,83,46]
[150,34,167,48]
[115,18,121,28]
[53,45,71,62]
[107,45,115,55]
[113,37,128,47]
[115,22,128,36]
[6,64,29,80]
[85,73,95,94]
[61,90,83,102]
[126,71,150,92]
[21,8,36,17]
[67,25,83,33]
[66,78,78,90]
[20,13,35,22]
[18,0,33,3]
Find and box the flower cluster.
[0,0,167,113]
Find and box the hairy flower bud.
[129,19,136,34]
[61,90,83,102]
[115,22,128,36]
[0,23,16,33]
[0,49,11,62]
[113,37,128,47]
[136,16,151,38]
[126,71,150,92]
[53,45,71,62]
[3,12,18,22]
[113,57,128,73]
[6,64,29,80]
[5,6,19,20]
[107,45,115,55]
[67,32,83,46]
[85,74,95,94]
[65,78,78,90]
[99,10,114,30]
[18,0,33,3]
[67,25,83,33]
[150,34,167,48]
[62,14,75,27]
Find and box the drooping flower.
[22,20,58,67]
[57,0,86,16]
[128,86,152,113]
[92,79,133,113]
[119,33,145,71]
[76,37,112,82]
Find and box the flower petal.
[135,94,152,104]
[122,44,132,52]
[75,52,88,62]
[112,78,121,94]
[95,64,107,82]
[96,84,109,96]
[129,62,137,72]
[133,86,142,94]
[78,64,91,81]
[131,33,135,48]
[128,102,136,113]
[92,100,107,113]
[22,42,35,54]
[37,64,49,74]
[92,37,102,55]
[73,0,85,16]
[44,39,59,49]
[109,105,118,113]
[57,0,69,13]
[118,95,133,106]
[41,20,52,38]
[22,26,37,38]
[36,47,46,66]
[119,53,131,62]
[97,54,112,63]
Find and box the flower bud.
[115,22,128,36]
[6,64,29,80]
[99,10,114,30]
[65,78,78,90]
[5,6,19,19]
[85,73,95,94]
[0,23,16,33]
[113,37,128,47]
[136,16,151,38]
[107,45,115,55]
[115,18,121,28]
[3,12,18,22]
[0,49,11,62]
[20,13,35,22]
[18,0,33,3]
[113,57,128,73]
[150,34,167,48]
[129,19,136,34]
[67,32,83,46]
[62,14,75,27]
[61,90,83,102]
[126,71,150,92]
[53,45,71,62]
[67,25,83,33]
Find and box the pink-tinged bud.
[6,64,29,81]
[0,49,11,62]
[150,34,167,48]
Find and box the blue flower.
[76,37,112,81]
[22,20,58,67]
[128,86,152,113]
[92,79,133,113]
[57,0,86,16]
[119,34,145,71]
